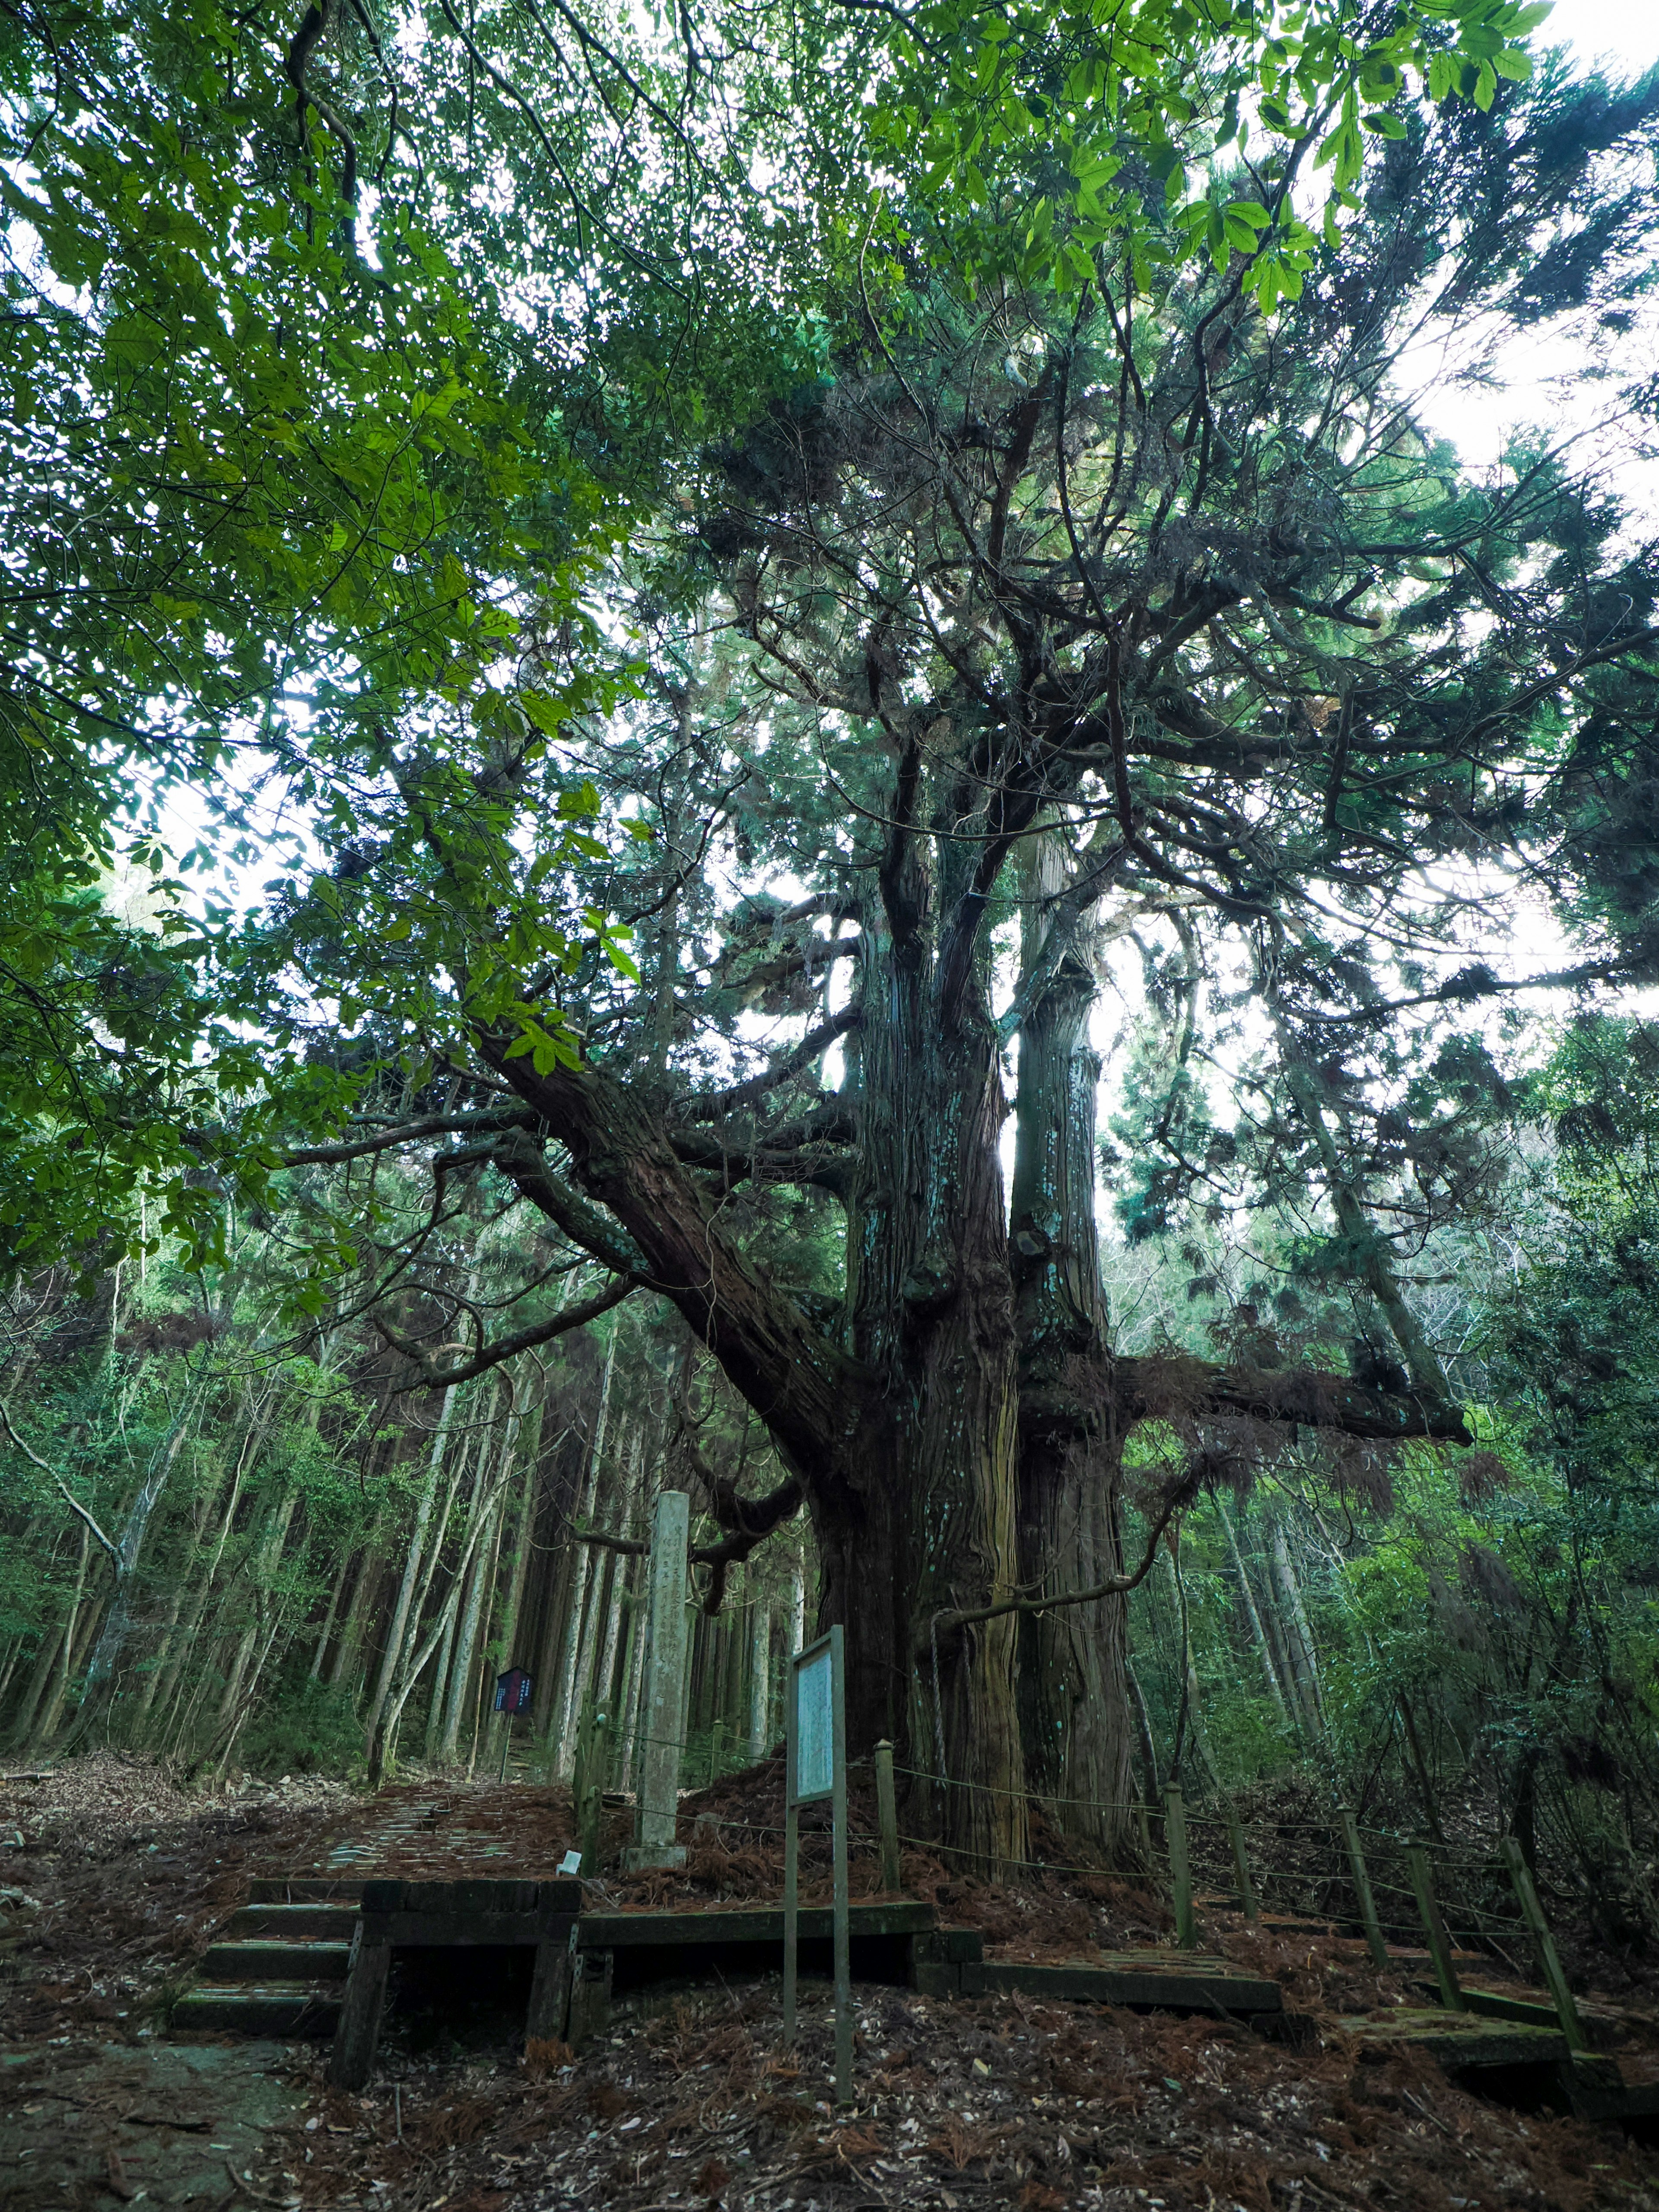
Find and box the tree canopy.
[3,0,1659,1901]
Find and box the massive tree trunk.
[480,901,1471,1868]
[836,900,1027,1871]
[1009,936,1135,1853]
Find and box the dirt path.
[3,1758,1656,2211]
[1,2039,304,2210]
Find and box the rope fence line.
[540,1700,1580,2040]
[552,1716,1550,1907]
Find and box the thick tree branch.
[490,1130,648,1277]
[1114,1354,1475,1444]
[671,1007,861,1123]
[669,1100,857,1189]
[283,1108,532,1166]
[376,1271,641,1390]
[476,1041,870,1495]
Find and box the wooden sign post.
[783,1623,851,2105]
[493,1665,533,1782]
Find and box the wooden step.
[248,1877,367,1904]
[229,1903,358,1942]
[960,1955,1282,2015]
[574,1900,937,1949]
[1333,2009,1568,2071]
[200,1939,353,1983]
[171,1982,342,2036]
[1563,2053,1659,2132]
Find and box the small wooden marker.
[1407,1845,1465,2010]
[1225,1802,1258,1923]
[874,1738,902,1893]
[1338,1808,1390,1969]
[1499,1837,1588,2053]
[575,1707,610,1877]
[1164,1784,1197,1950]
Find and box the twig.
[0,1402,120,1563]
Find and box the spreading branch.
[375,1270,641,1390]
[0,1402,120,1563]
[282,1108,533,1166]
[926,1468,1194,1644]
[1114,1354,1474,1444]
[671,1007,862,1123]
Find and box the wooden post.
[1338,1808,1390,1969]
[1225,1802,1258,1923]
[1499,1837,1588,2053]
[576,1710,610,1877]
[1407,1845,1465,2011]
[1165,1785,1196,1950]
[874,1739,902,1893]
[526,1923,575,2046]
[567,1946,613,2046]
[783,1626,852,2104]
[327,1932,391,2091]
[623,1490,690,1871]
[782,1749,799,2045]
[831,1647,852,2107]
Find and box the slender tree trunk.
[1215,1494,1294,1732]
[553,1334,617,1777]
[331,1552,382,1695]
[361,1390,455,1760]
[480,1406,539,1774]
[11,1622,68,1750]
[373,1477,504,1767]
[149,1391,277,1735]
[439,1487,500,1762]
[216,1487,300,1725]
[34,1523,92,1744]
[79,1374,204,1725]
[309,1551,352,1681]
[1270,1520,1325,1735]
[748,1587,771,1761]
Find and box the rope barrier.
[539,1716,1561,1962]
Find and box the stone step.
[200,1939,353,1983]
[229,1903,358,1942]
[248,1877,367,1904]
[171,1982,342,2037]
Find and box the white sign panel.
[794,1643,835,1801]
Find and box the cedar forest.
[3,0,1659,1960]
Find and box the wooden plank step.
[230,1904,358,1942]
[362,1878,583,1915]
[575,1901,938,1949]
[961,1958,1282,2015]
[1332,2010,1568,2070]
[171,1983,342,2037]
[200,1939,353,1982]
[1564,2055,1659,2129]
[248,1877,367,1903]
[1447,1984,1631,2052]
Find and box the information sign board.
[494,1666,533,1715]
[794,1644,835,1802]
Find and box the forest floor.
[2,1755,1657,2212]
